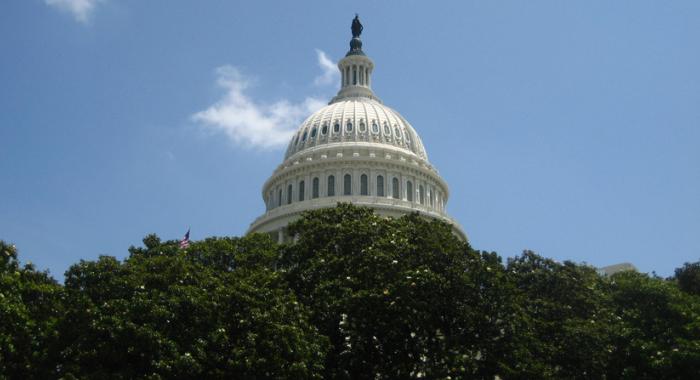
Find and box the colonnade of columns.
[265,168,446,213]
[341,63,371,88]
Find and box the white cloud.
[46,0,103,23]
[314,49,339,87]
[192,66,327,150]
[193,51,339,150]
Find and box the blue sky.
[1,0,698,279]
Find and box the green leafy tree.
[504,251,617,379]
[0,241,62,380]
[5,205,700,379]
[607,271,700,379]
[673,260,700,296]
[280,204,517,379]
[55,235,326,379]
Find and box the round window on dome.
[383,122,391,135]
[359,120,366,132]
[333,121,340,133]
[321,123,328,135]
[346,120,353,132]
[311,127,317,138]
[371,120,379,134]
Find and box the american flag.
[179,229,190,249]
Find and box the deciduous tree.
[281,204,517,379]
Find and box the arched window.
[360,174,368,195]
[429,188,434,207]
[310,127,317,138]
[327,175,335,196]
[346,120,353,132]
[371,120,379,134]
[383,122,391,135]
[302,131,307,141]
[278,189,282,207]
[287,184,293,204]
[359,120,366,132]
[312,177,319,198]
[394,126,401,139]
[392,177,400,199]
[321,123,328,135]
[344,174,352,195]
[407,181,413,202]
[298,180,305,201]
[419,185,425,205]
[376,175,385,197]
[333,122,340,133]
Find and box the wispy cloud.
[192,66,326,149]
[314,49,339,87]
[45,0,103,23]
[193,51,338,150]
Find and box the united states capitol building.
[249,16,465,242]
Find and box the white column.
[410,176,416,203]
[353,168,359,196]
[337,169,342,196]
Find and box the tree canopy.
[1,204,699,379]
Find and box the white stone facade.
[248,23,465,242]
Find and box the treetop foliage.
[1,204,699,379]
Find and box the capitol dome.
[248,16,465,241]
[284,99,429,161]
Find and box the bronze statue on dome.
[351,14,363,38]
